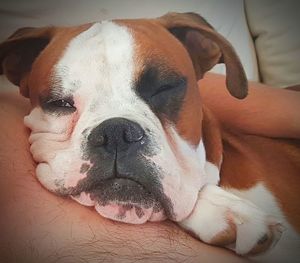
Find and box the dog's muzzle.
[70,117,173,223]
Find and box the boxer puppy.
[0,12,299,261]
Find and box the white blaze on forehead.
[54,21,134,98]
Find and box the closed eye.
[151,84,176,97]
[40,95,77,115]
[151,77,187,98]
[135,64,187,122]
[46,99,74,108]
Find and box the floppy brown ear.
[157,12,248,99]
[0,27,55,97]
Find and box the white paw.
[179,185,284,255]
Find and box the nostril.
[98,134,107,146]
[124,127,144,143]
[89,133,107,147]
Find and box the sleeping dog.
[0,12,299,261]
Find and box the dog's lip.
[70,176,151,196]
[70,177,168,213]
[92,177,150,194]
[71,180,168,223]
[69,173,174,220]
[88,177,158,208]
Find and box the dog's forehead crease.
[52,21,135,97]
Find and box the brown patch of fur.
[157,12,248,99]
[202,106,223,167]
[27,24,92,105]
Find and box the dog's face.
[0,13,247,223]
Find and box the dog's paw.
[179,185,284,256]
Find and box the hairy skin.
[1,73,299,262]
[0,89,246,263]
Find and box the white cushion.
[245,0,300,87]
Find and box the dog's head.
[0,13,247,223]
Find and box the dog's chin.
[71,178,167,224]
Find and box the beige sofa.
[0,0,299,89]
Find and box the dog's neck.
[201,106,223,169]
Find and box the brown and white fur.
[0,12,299,262]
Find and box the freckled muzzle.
[70,117,174,223]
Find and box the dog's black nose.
[88,117,145,153]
